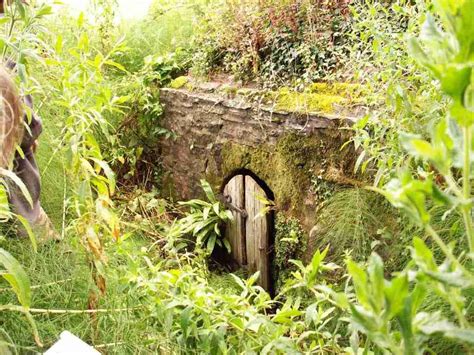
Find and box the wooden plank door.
[245,176,270,290]
[223,175,246,265]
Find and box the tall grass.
[35,102,68,230]
[118,0,204,72]
[0,237,161,353]
[311,188,467,273]
[311,188,412,271]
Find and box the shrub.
[191,0,352,86]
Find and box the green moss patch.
[220,133,331,213]
[306,82,366,97]
[168,76,189,89]
[267,83,368,114]
[168,78,366,115]
[272,87,346,114]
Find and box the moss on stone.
[221,85,237,94]
[236,88,260,97]
[173,79,366,114]
[220,133,324,212]
[184,82,195,91]
[269,87,346,114]
[169,76,189,89]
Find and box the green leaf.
[55,35,63,54]
[407,38,430,67]
[349,304,378,334]
[411,139,436,158]
[207,234,216,253]
[412,237,437,270]
[200,180,216,202]
[17,2,26,19]
[105,60,127,72]
[420,14,444,44]
[0,168,33,208]
[384,274,409,318]
[410,284,427,317]
[354,150,366,174]
[90,158,115,195]
[203,207,210,220]
[0,248,31,308]
[464,83,474,112]
[439,65,471,104]
[347,259,369,307]
[35,5,53,17]
[424,270,471,288]
[77,12,85,27]
[212,202,220,216]
[367,254,384,313]
[223,238,231,253]
[396,296,416,354]
[225,210,233,221]
[273,309,303,324]
[214,221,220,236]
[15,215,37,252]
[420,319,474,344]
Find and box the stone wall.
[159,87,362,231]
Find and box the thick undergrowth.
[0,1,472,354]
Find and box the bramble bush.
[191,0,352,87]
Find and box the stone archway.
[222,171,274,291]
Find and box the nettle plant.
[342,1,474,353]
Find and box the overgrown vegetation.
[191,0,352,86]
[0,0,472,354]
[273,214,306,292]
[311,189,412,271]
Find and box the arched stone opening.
[220,169,275,294]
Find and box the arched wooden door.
[223,174,271,291]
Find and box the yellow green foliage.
[272,88,346,114]
[169,76,189,89]
[306,83,365,97]
[269,83,367,114]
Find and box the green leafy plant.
[311,188,413,272]
[344,1,474,353]
[103,51,184,186]
[121,233,347,353]
[37,16,128,296]
[348,0,445,187]
[3,1,129,339]
[344,253,426,354]
[167,180,233,254]
[114,0,203,73]
[0,247,41,348]
[191,0,352,86]
[273,214,306,292]
[0,1,55,348]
